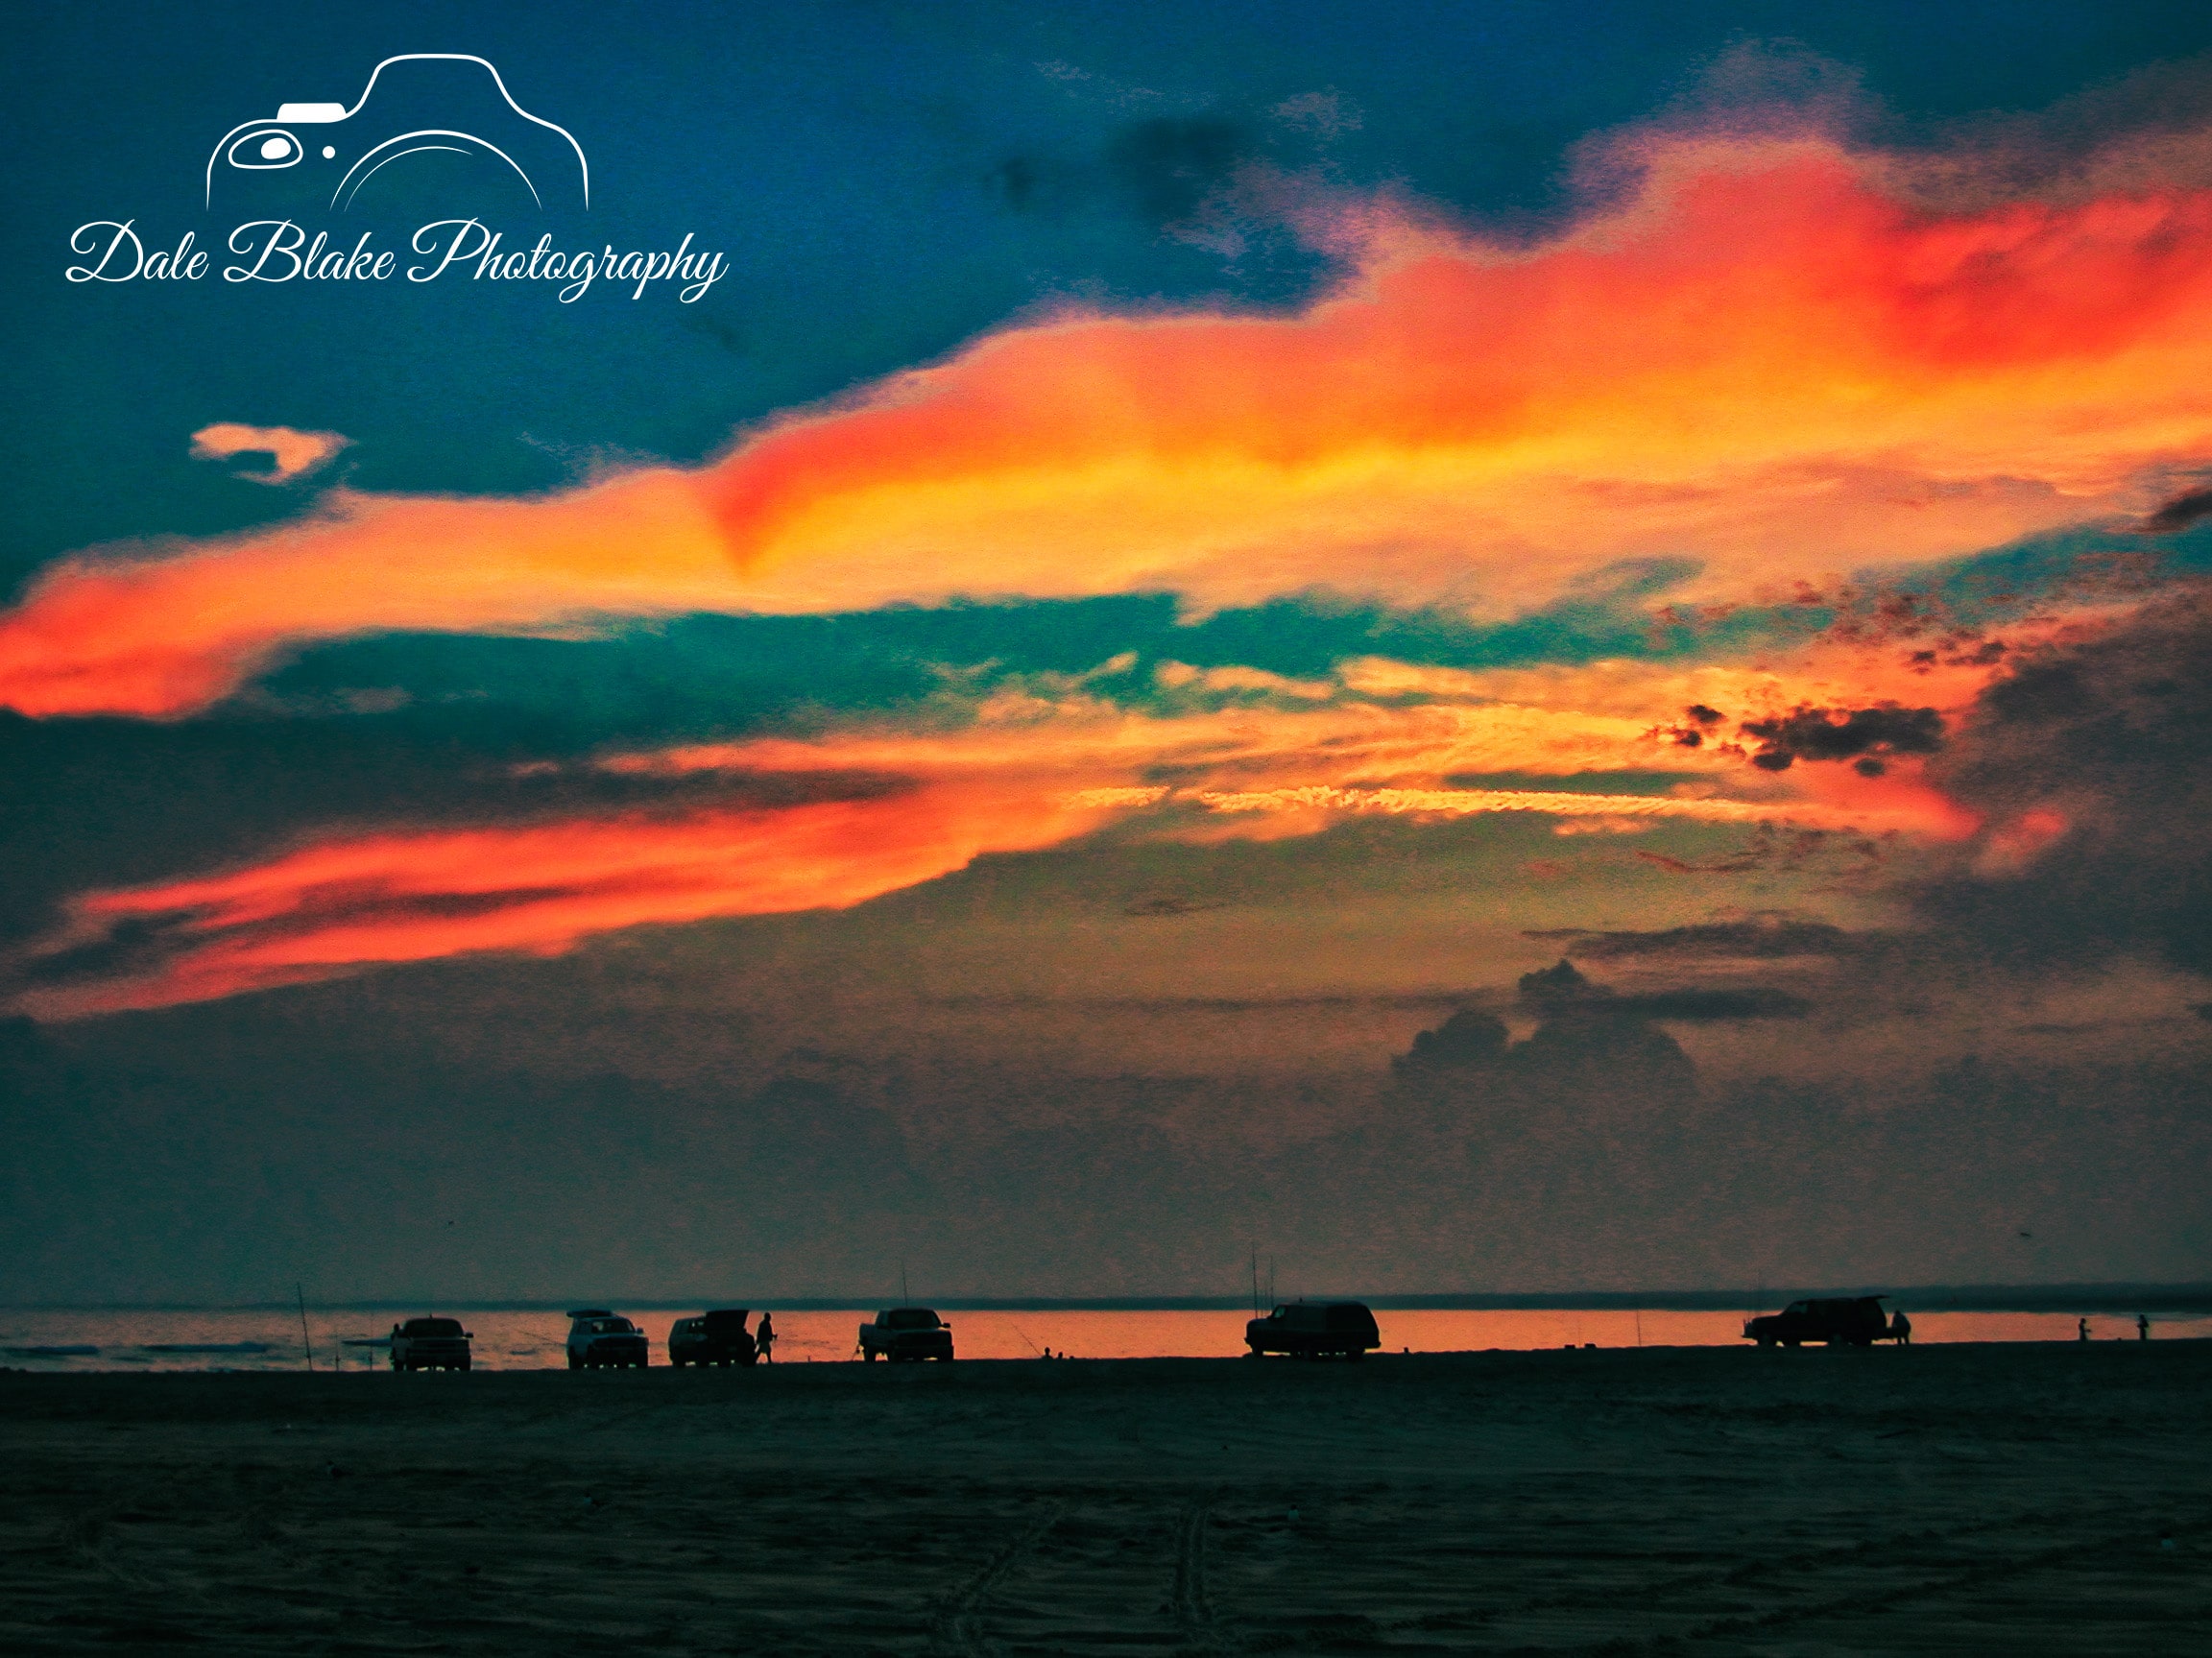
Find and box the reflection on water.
[1,1306,2205,1372]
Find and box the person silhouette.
[756,1312,776,1363]
[1889,1310,1911,1346]
[2078,1317,2090,1342]
[2137,1313,2150,1341]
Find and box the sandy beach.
[4,1341,2205,1654]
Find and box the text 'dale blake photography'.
[3,4,2210,1654]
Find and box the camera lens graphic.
[208,56,590,210]
[226,129,303,171]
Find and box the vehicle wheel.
[1349,1349,1366,1361]
[1757,1337,1775,1349]
[459,1358,470,1371]
[1785,1339,1801,1348]
[864,1348,878,1362]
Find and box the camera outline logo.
[204,53,589,213]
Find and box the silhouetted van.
[858,1308,954,1362]
[1744,1296,1890,1348]
[1245,1301,1381,1358]
[565,1310,649,1369]
[668,1309,757,1367]
[389,1316,471,1371]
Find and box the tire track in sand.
[932,1502,1064,1655]
[1171,1497,1221,1651]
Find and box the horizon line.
[8,1281,2211,1315]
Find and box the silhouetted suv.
[389,1316,472,1371]
[566,1310,649,1369]
[668,1309,757,1367]
[858,1308,954,1362]
[1245,1301,1382,1358]
[1744,1296,1891,1347]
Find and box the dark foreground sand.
[3,1343,2206,1655]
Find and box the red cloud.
[16,785,1103,1019]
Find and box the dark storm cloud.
[1607,987,1812,1021]
[2134,486,2212,536]
[1103,116,1259,227]
[1510,958,1807,1020]
[1557,587,2212,993]
[1530,919,1868,961]
[1388,961,1804,1090]
[1739,703,1944,774]
[1120,896,1228,917]
[1916,587,2212,976]
[983,108,1271,231]
[1388,967,1702,1166]
[1881,46,2212,204]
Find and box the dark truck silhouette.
[388,1316,471,1371]
[1245,1301,1382,1358]
[667,1309,757,1368]
[1744,1296,1895,1348]
[565,1310,650,1369]
[858,1308,954,1362]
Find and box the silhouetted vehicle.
[566,1310,649,1369]
[1245,1301,1381,1358]
[1744,1296,1892,1348]
[668,1309,757,1367]
[859,1308,953,1362]
[389,1316,471,1371]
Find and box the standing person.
[1889,1310,1911,1346]
[2078,1316,2091,1342]
[2138,1313,2151,1341]
[755,1311,776,1363]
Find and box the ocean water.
[2,1306,2204,1372]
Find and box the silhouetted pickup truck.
[858,1308,954,1362]
[388,1316,471,1371]
[1744,1296,1892,1347]
[668,1309,757,1368]
[1245,1301,1381,1358]
[566,1310,650,1369]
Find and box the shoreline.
[9,1280,2211,1314]
[7,1334,2205,1380]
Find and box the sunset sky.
[7,1,2212,1304]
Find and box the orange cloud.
[8,136,2212,716]
[188,422,351,485]
[609,687,1695,786]
[18,637,2000,1016]
[16,786,1104,1020]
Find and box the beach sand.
[3,1343,2205,1653]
